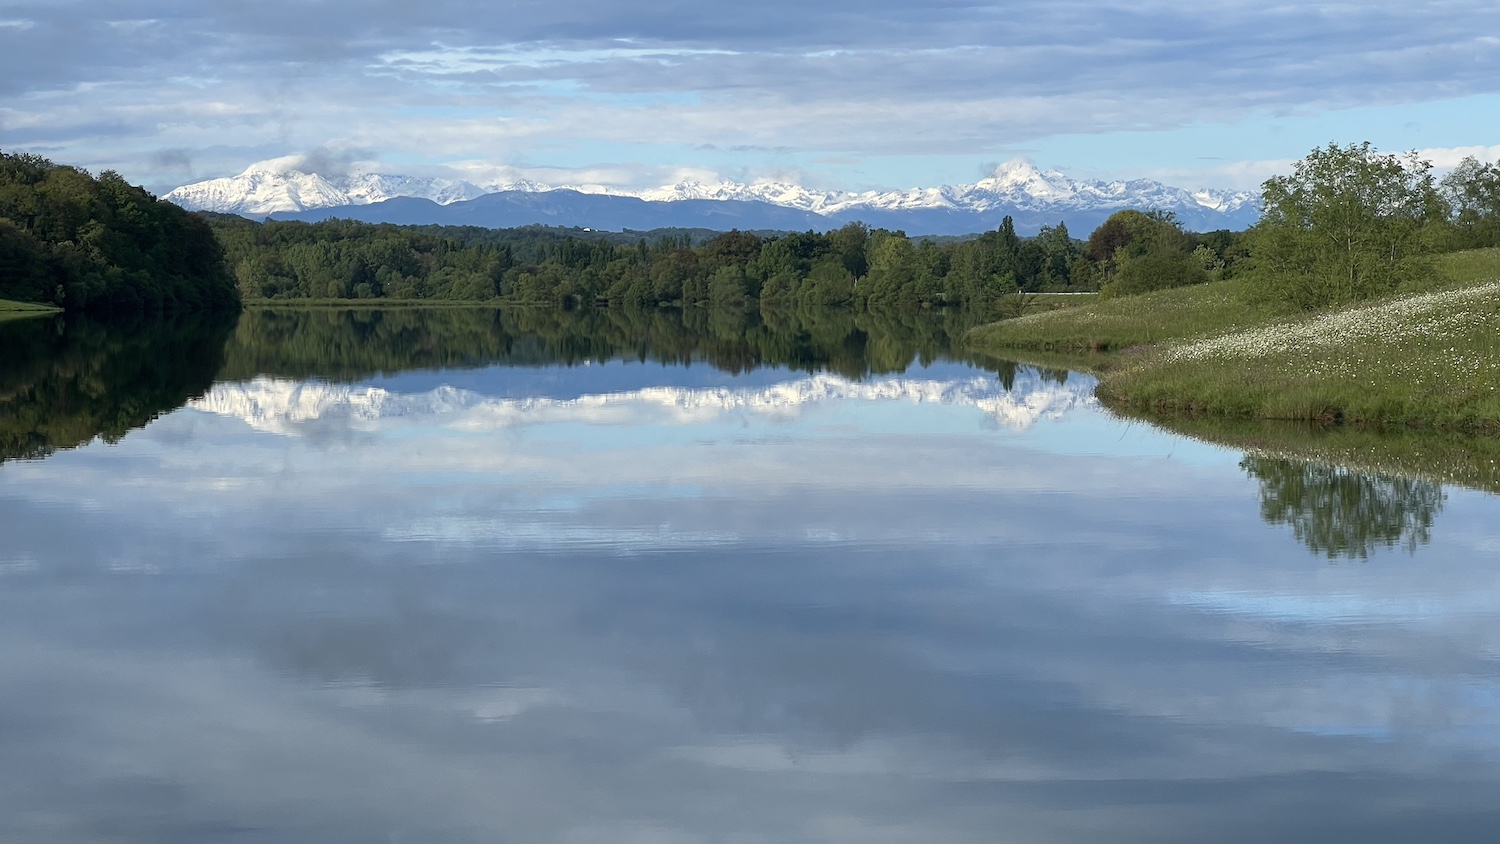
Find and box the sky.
[3,0,1500,194]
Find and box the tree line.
[208,213,1113,309]
[0,152,240,312]
[209,144,1500,313]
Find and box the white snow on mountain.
[163,160,553,215]
[189,371,1097,437]
[636,180,847,212]
[164,167,352,216]
[814,160,1257,219]
[165,157,1257,223]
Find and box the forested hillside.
[0,152,239,312]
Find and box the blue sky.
[2,0,1500,193]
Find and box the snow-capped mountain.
[166,158,1259,233]
[788,160,1258,227]
[164,162,552,216]
[637,180,848,212]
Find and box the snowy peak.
[976,160,1075,199]
[164,162,522,215]
[165,169,350,216]
[164,157,1260,230]
[340,174,490,206]
[637,179,846,212]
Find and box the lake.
[2,307,1499,842]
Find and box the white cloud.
[5,1,1500,192]
[1418,143,1500,168]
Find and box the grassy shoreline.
[0,299,63,322]
[966,249,1500,433]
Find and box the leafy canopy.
[1247,142,1444,309]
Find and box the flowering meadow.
[971,249,1500,431]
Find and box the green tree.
[1439,156,1500,249]
[0,152,237,312]
[1095,210,1207,298]
[1246,142,1445,309]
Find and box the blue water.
[2,350,1498,842]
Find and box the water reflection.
[221,304,995,382]
[0,313,233,462]
[3,308,1500,841]
[1243,456,1446,559]
[0,305,993,463]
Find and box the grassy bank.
[967,249,1500,431]
[0,299,62,322]
[967,280,1279,355]
[0,299,61,312]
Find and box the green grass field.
[967,249,1500,431]
[0,298,61,312]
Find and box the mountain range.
[165,160,1260,235]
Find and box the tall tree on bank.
[1246,142,1445,309]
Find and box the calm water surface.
[2,309,1499,842]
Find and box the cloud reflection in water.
[0,360,1497,842]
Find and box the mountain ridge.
[165,159,1260,235]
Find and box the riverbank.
[966,249,1500,432]
[0,299,62,322]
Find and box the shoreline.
[0,299,63,322]
[965,249,1500,434]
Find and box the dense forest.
[0,152,240,312]
[208,211,1247,309]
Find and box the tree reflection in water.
[0,313,235,463]
[1241,455,1446,559]
[0,304,995,464]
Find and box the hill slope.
[0,152,239,312]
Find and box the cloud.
[1129,142,1500,193]
[1419,143,1500,168]
[3,1,1500,190]
[242,145,377,177]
